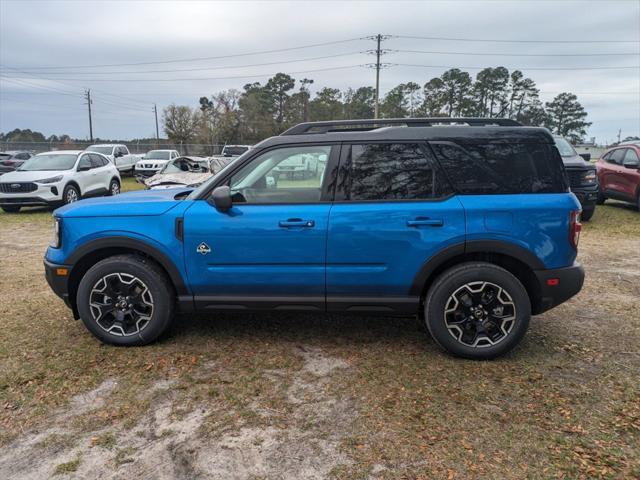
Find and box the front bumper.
[571,185,599,210]
[44,258,73,310]
[135,169,160,177]
[0,183,64,206]
[533,262,585,314]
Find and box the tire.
[63,184,80,205]
[424,262,531,360]
[1,206,21,213]
[581,206,595,222]
[596,191,606,205]
[108,178,121,196]
[76,254,175,346]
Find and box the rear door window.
[429,141,567,194]
[337,143,453,201]
[623,149,639,164]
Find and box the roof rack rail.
[281,117,522,135]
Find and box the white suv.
[0,150,121,213]
[134,150,180,177]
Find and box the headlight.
[50,217,62,248]
[582,170,597,185]
[35,175,63,184]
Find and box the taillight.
[569,210,582,249]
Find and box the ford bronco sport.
[44,118,585,359]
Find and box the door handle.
[279,218,315,228]
[407,217,444,227]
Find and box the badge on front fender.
[197,242,211,255]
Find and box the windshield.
[146,151,171,160]
[187,153,246,200]
[554,137,577,157]
[161,158,208,174]
[18,154,77,171]
[222,146,249,156]
[86,146,113,155]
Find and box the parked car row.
[0,150,120,213]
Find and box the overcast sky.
[1,0,638,144]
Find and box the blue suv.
[44,118,585,359]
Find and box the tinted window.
[86,145,113,155]
[229,146,331,204]
[623,149,639,164]
[15,153,30,160]
[430,141,567,194]
[338,143,452,201]
[89,154,105,168]
[608,149,626,164]
[78,155,92,170]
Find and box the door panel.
[326,142,466,310]
[183,202,330,301]
[326,198,466,301]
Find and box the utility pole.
[84,89,93,142]
[153,104,160,145]
[367,34,391,119]
[374,34,382,119]
[617,129,621,144]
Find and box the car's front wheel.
[76,255,175,346]
[424,262,531,360]
[63,184,80,205]
[108,179,121,196]
[581,206,595,222]
[596,191,606,205]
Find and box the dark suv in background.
[553,136,598,221]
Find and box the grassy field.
[0,196,638,478]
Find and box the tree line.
[163,67,593,145]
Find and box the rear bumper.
[533,262,585,314]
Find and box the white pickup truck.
[85,144,140,173]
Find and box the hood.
[55,188,190,218]
[145,172,212,188]
[0,169,69,182]
[562,153,594,169]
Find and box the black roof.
[259,118,554,149]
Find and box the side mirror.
[114,151,123,158]
[77,165,91,172]
[210,186,232,212]
[579,153,591,162]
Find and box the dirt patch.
[0,347,354,479]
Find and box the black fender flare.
[409,240,544,296]
[65,236,189,295]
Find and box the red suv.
[596,142,640,210]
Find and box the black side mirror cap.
[579,153,591,162]
[77,166,91,172]
[210,186,232,212]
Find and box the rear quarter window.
[429,141,568,194]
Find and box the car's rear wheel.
[63,184,80,205]
[108,179,121,196]
[76,255,175,346]
[1,206,21,213]
[424,262,531,359]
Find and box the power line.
[0,64,363,82]
[1,52,365,76]
[394,49,640,57]
[0,75,83,97]
[4,37,368,70]
[392,34,640,44]
[395,63,640,71]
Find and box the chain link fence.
[1,141,226,157]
